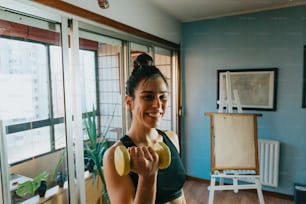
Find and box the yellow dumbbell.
[114,142,171,176]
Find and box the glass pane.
[98,44,123,141]
[79,30,123,141]
[0,15,69,203]
[50,45,65,118]
[7,127,51,164]
[54,123,66,149]
[79,50,97,112]
[0,38,49,125]
[79,30,123,203]
[50,46,97,114]
[154,53,173,130]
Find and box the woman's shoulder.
[162,130,177,138]
[103,140,122,164]
[161,130,180,153]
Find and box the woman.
[103,64,186,204]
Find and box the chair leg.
[233,177,239,193]
[208,177,216,204]
[255,178,265,204]
[219,177,224,186]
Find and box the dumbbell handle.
[114,142,171,176]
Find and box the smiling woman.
[104,65,186,204]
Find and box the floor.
[183,179,293,204]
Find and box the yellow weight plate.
[154,142,171,169]
[114,145,131,176]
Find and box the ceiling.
[148,0,306,22]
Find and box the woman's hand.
[128,146,159,177]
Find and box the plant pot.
[85,159,95,173]
[37,179,47,198]
[56,172,65,188]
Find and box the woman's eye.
[143,95,154,100]
[160,94,168,100]
[141,93,168,101]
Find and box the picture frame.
[217,68,278,111]
[302,46,306,108]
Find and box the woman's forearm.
[133,173,157,204]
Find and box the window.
[50,45,65,118]
[79,29,123,141]
[7,127,51,163]
[0,19,99,165]
[0,38,49,125]
[154,48,176,131]
[0,35,57,164]
[1,18,178,166]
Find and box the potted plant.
[51,149,67,188]
[16,171,49,198]
[83,107,115,204]
[51,106,115,203]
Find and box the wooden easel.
[218,71,243,113]
[205,112,265,204]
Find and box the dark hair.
[126,65,168,98]
[133,53,154,68]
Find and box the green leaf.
[16,180,35,197]
[51,151,66,181]
[83,105,115,191]
[16,171,49,197]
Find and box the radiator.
[258,139,280,187]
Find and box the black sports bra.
[120,129,186,203]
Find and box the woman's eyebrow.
[139,91,153,95]
[140,90,168,94]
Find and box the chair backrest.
[205,112,262,174]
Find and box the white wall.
[1,0,61,22]
[65,0,181,43]
[0,0,181,44]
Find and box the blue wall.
[181,6,306,195]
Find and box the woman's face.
[126,76,168,129]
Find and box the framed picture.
[217,68,278,111]
[302,46,306,108]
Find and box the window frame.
[1,25,99,165]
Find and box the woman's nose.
[152,96,161,107]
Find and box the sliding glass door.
[76,27,125,203]
[0,10,70,203]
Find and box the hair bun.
[132,64,142,74]
[133,53,154,69]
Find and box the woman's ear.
[125,95,132,110]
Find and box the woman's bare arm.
[103,144,159,204]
